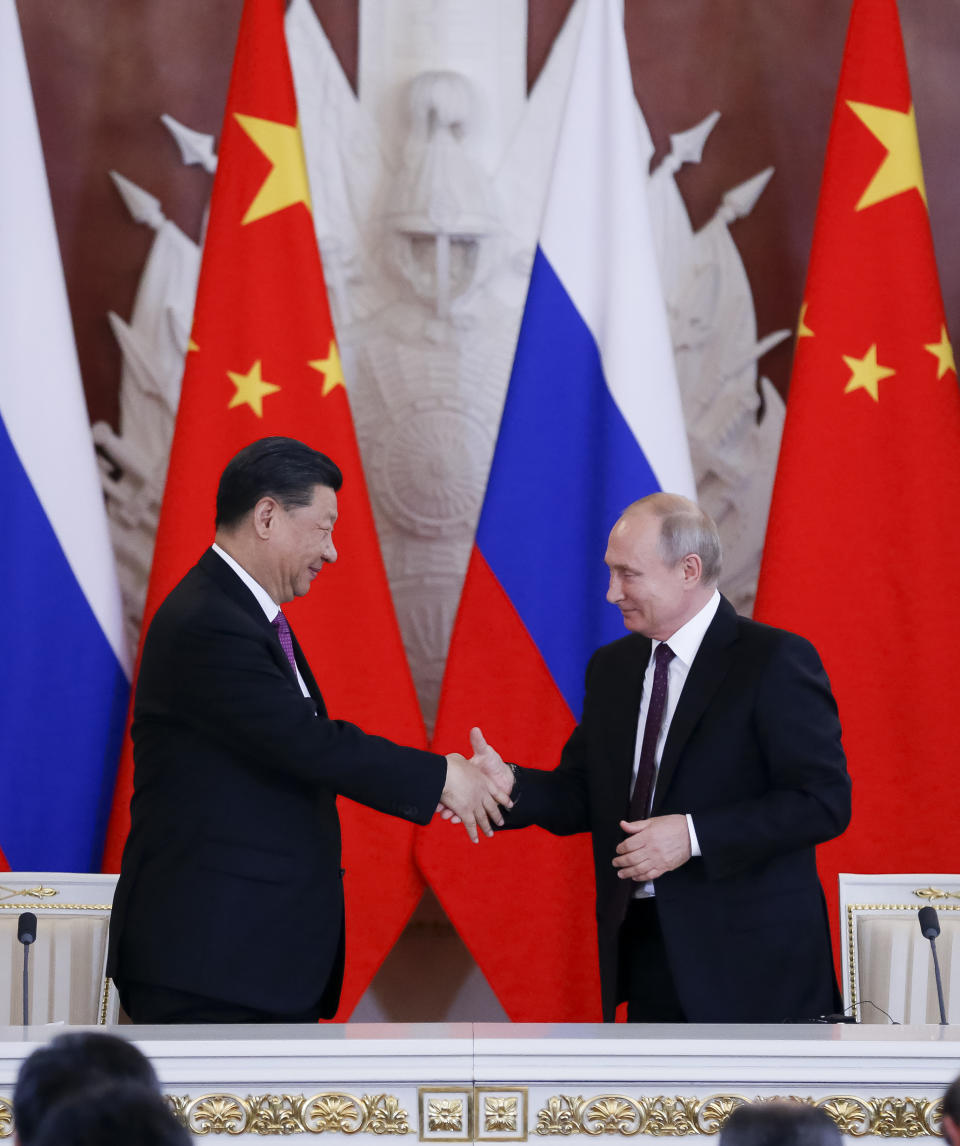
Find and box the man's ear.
[680,551,703,587]
[251,496,279,539]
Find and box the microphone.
[17,912,37,945]
[918,905,940,939]
[17,912,37,1026]
[917,907,947,1025]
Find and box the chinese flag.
[101,0,429,1019]
[755,0,960,945]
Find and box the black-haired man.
[108,437,509,1023]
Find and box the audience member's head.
[720,1101,841,1146]
[14,1032,160,1146]
[29,1082,189,1146]
[942,1074,960,1146]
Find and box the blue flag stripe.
[477,248,663,718]
[0,414,129,870]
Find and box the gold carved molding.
[0,1092,947,1139]
[429,1101,465,1133]
[0,902,110,911]
[914,888,960,903]
[533,1094,944,1138]
[167,1093,410,1135]
[0,885,59,903]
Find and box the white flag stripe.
[0,0,130,674]
[540,0,695,499]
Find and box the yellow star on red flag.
[924,325,956,380]
[846,100,927,211]
[234,113,312,225]
[842,343,896,402]
[308,340,344,397]
[797,301,814,340]
[227,359,281,417]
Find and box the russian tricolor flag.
[417,0,695,1020]
[0,0,130,872]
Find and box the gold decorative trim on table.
[0,1092,946,1138]
[845,901,960,1011]
[166,1093,410,1136]
[0,902,111,911]
[476,1088,528,1142]
[914,888,960,903]
[0,885,59,903]
[419,1087,473,1142]
[534,1094,943,1138]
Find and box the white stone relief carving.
[97,0,786,728]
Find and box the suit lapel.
[288,625,327,715]
[603,634,651,809]
[651,595,739,815]
[199,548,326,710]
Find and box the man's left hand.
[612,815,691,881]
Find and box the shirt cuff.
[685,813,701,857]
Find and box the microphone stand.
[927,935,948,1026]
[22,943,30,1027]
[918,906,948,1026]
[17,911,37,1027]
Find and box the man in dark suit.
[472,492,851,1022]
[108,437,510,1023]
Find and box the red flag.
[101,0,428,1019]
[754,0,960,943]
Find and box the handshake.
[440,727,513,843]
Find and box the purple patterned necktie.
[628,642,675,821]
[272,610,298,674]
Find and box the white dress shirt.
[211,543,311,698]
[630,588,721,897]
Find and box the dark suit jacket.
[504,596,851,1022]
[107,549,446,1015]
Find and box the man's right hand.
[442,750,514,843]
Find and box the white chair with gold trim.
[839,872,960,1024]
[0,872,119,1025]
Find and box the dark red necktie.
[272,610,298,674]
[628,642,675,821]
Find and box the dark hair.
[29,1081,189,1146]
[215,437,343,529]
[14,1032,160,1146]
[719,1102,841,1146]
[944,1075,960,1123]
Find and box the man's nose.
[606,573,621,602]
[324,539,338,564]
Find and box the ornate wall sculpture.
[95,0,788,728]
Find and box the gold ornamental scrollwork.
[249,1096,305,1135]
[361,1095,411,1135]
[536,1097,589,1136]
[695,1098,748,1135]
[0,884,59,903]
[179,1095,247,1135]
[534,1095,943,1137]
[0,1098,13,1140]
[168,1092,410,1135]
[914,887,960,902]
[305,1095,365,1134]
[584,1098,642,1136]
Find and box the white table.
[0,1023,956,1140]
